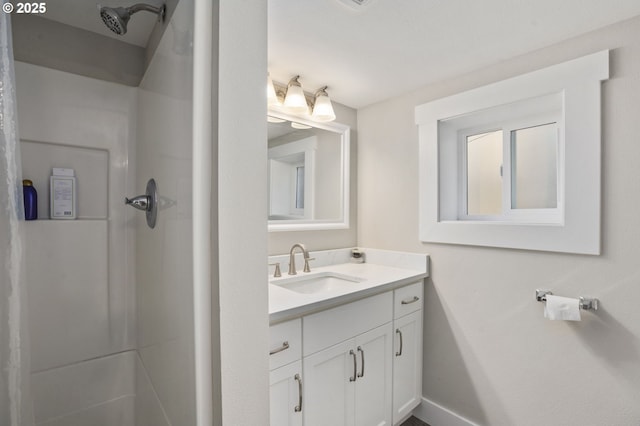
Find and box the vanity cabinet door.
[303,323,394,426]
[392,310,423,424]
[270,361,303,426]
[354,323,393,426]
[303,340,355,426]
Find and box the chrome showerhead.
[99,3,166,35]
[100,6,130,34]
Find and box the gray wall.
[11,0,180,87]
[357,16,640,426]
[12,15,145,86]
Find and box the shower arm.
[128,3,165,20]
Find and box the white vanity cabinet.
[302,292,394,426]
[269,278,426,426]
[392,282,424,424]
[269,319,303,426]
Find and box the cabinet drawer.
[394,281,423,318]
[303,292,393,357]
[270,319,302,370]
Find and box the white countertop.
[269,248,429,324]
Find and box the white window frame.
[415,51,609,254]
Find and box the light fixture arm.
[314,86,329,97]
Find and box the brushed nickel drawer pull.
[349,350,357,382]
[357,346,365,378]
[401,296,420,305]
[269,341,290,356]
[294,374,302,413]
[395,329,403,357]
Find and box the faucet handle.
[303,257,316,273]
[269,262,282,278]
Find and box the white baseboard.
[412,397,480,426]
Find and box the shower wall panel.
[135,1,196,424]
[15,62,137,424]
[16,61,137,370]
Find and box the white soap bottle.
[50,168,77,219]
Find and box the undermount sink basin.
[271,271,364,294]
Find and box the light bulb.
[311,87,336,122]
[283,76,309,114]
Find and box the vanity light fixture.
[311,86,336,122]
[283,76,309,114]
[267,74,337,123]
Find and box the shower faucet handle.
[125,195,151,211]
[125,179,158,229]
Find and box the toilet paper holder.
[535,289,599,311]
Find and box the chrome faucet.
[288,243,311,275]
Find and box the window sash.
[457,112,563,223]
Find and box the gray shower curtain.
[0,6,33,426]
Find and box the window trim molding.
[415,50,609,254]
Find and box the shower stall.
[2,1,268,425]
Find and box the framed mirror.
[267,109,350,232]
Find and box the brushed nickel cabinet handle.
[395,329,403,357]
[401,296,420,305]
[357,346,365,378]
[269,341,289,356]
[349,350,357,382]
[294,374,302,413]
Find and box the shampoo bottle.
[23,179,37,220]
[50,168,77,219]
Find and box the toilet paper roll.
[544,295,581,321]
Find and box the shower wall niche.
[21,142,109,221]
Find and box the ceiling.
[35,0,640,109]
[268,0,640,108]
